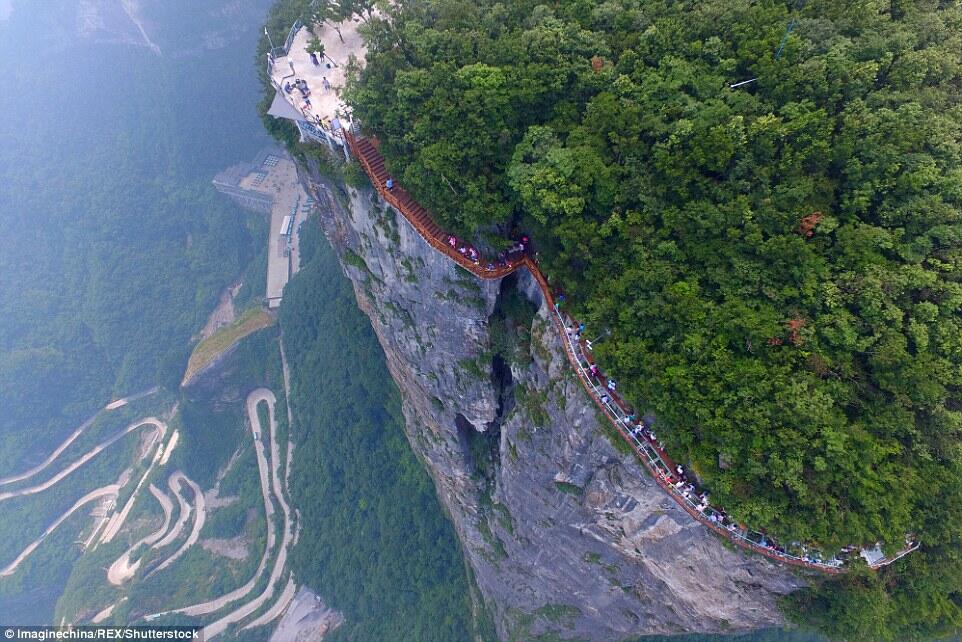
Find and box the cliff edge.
[303,165,806,641]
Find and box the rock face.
[304,166,806,641]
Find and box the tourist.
[607,379,616,391]
[386,178,394,189]
[323,76,332,91]
[310,52,320,66]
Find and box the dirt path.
[201,389,295,639]
[0,485,119,576]
[0,418,165,503]
[107,484,174,585]
[149,389,280,619]
[148,472,205,576]
[199,282,242,341]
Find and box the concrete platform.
[269,19,366,128]
[263,156,307,307]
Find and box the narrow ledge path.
[336,129,919,573]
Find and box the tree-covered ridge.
[346,0,962,548]
[339,0,962,638]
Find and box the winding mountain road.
[148,472,205,575]
[107,484,174,585]
[0,419,165,503]
[99,422,169,545]
[243,577,296,631]
[0,485,120,576]
[152,472,192,551]
[0,415,98,487]
[152,390,280,619]
[0,387,158,487]
[201,389,295,639]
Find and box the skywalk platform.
[267,19,366,147]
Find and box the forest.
[329,0,962,640]
[0,0,272,470]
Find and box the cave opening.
[455,412,500,483]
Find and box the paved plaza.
[269,19,367,127]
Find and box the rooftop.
[213,146,289,191]
[213,147,294,197]
[268,19,367,129]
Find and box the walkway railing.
[338,129,917,573]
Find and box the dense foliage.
[0,0,273,621]
[0,0,272,470]
[281,217,482,641]
[341,0,962,638]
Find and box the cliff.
[302,164,807,641]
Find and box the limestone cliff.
[302,165,806,641]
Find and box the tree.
[305,36,325,59]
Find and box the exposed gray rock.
[304,166,807,641]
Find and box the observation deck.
[265,18,365,153]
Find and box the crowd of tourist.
[444,234,529,273]
[555,305,845,569]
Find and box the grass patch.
[182,307,274,386]
[516,384,550,427]
[554,481,583,496]
[458,354,490,381]
[343,248,371,273]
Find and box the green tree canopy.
[341,1,962,638]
